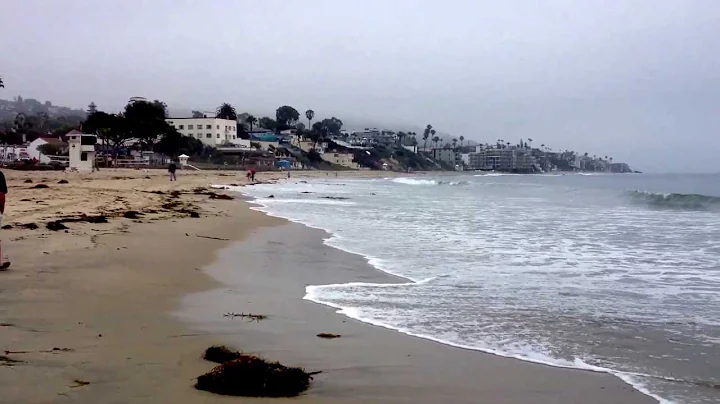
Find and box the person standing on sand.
[168,161,177,181]
[0,169,9,270]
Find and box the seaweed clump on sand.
[196,346,313,397]
[316,333,341,339]
[203,345,244,363]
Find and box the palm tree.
[528,138,533,148]
[216,103,237,120]
[459,135,464,148]
[452,138,458,150]
[246,115,257,131]
[305,109,315,129]
[423,124,432,152]
[432,136,440,148]
[400,131,410,146]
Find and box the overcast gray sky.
[1,0,719,172]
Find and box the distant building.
[322,151,360,169]
[250,133,280,151]
[166,117,238,147]
[0,144,30,161]
[466,147,538,172]
[128,96,148,104]
[431,148,460,167]
[348,128,395,146]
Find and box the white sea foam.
[256,198,356,206]
[391,177,439,185]
[474,172,516,177]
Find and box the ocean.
[229,173,720,404]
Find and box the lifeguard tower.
[66,130,97,172]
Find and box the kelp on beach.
[196,346,314,397]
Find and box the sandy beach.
[0,168,655,403]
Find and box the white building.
[166,115,239,147]
[66,130,97,172]
[28,137,67,163]
[322,151,360,169]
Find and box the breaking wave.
[391,178,438,185]
[626,191,720,211]
[391,178,469,186]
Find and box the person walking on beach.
[0,169,10,270]
[250,169,256,182]
[168,161,177,181]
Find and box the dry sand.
[0,168,656,403]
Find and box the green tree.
[309,121,328,150]
[259,117,277,131]
[459,135,464,147]
[154,129,204,158]
[275,105,300,131]
[13,113,26,131]
[245,115,257,131]
[423,125,432,151]
[409,132,418,146]
[452,138,458,149]
[87,102,97,115]
[318,117,343,137]
[124,99,170,150]
[83,111,132,156]
[432,135,440,148]
[305,109,315,128]
[216,103,237,120]
[192,110,204,118]
[37,143,62,157]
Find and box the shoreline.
[0,169,656,403]
[178,192,657,403]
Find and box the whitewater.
[229,173,720,404]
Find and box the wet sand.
[179,221,657,404]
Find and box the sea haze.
[230,173,720,404]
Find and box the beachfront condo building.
[166,115,240,147]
